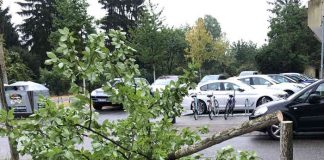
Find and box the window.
[252,77,271,85]
[207,83,221,91]
[294,89,312,103]
[200,85,207,91]
[239,78,251,85]
[315,83,324,98]
[224,82,240,91]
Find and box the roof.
[10,81,49,91]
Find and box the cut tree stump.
[280,121,293,160]
[167,111,283,160]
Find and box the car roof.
[198,79,243,86]
[237,74,270,79]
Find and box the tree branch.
[167,111,283,160]
[75,124,150,159]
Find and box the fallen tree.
[167,111,283,160]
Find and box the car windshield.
[200,75,220,83]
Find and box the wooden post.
[280,121,293,160]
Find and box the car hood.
[91,88,110,97]
[258,99,289,113]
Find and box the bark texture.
[167,111,283,160]
[280,121,293,160]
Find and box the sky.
[2,0,309,46]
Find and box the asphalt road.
[1,108,324,159]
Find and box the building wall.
[308,0,324,42]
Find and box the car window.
[252,77,271,85]
[224,82,240,91]
[314,83,324,98]
[207,83,221,91]
[239,78,251,85]
[294,88,312,103]
[200,85,207,91]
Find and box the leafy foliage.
[49,0,94,50]
[203,15,222,40]
[0,28,202,159]
[185,18,229,77]
[4,48,34,83]
[256,1,320,73]
[99,0,144,34]
[130,2,188,82]
[17,0,56,71]
[230,40,258,73]
[39,68,70,95]
[0,7,20,48]
[216,146,258,160]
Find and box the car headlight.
[273,93,287,99]
[254,107,268,116]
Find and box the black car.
[249,79,324,139]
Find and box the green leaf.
[47,52,57,59]
[58,63,64,69]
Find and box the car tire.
[257,97,272,107]
[199,100,207,114]
[93,103,103,110]
[267,123,281,140]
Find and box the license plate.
[97,98,106,102]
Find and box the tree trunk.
[167,111,283,160]
[0,35,8,84]
[280,121,293,160]
[153,64,156,81]
[0,63,19,160]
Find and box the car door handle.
[293,107,298,110]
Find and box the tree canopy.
[256,1,320,73]
[99,0,145,34]
[0,7,20,48]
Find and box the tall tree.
[185,18,228,78]
[17,0,56,73]
[256,1,320,73]
[129,1,166,81]
[99,0,144,34]
[0,7,20,48]
[203,15,222,40]
[49,0,94,50]
[231,40,258,72]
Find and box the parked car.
[249,79,324,140]
[91,78,150,110]
[238,71,259,77]
[281,73,317,84]
[235,75,304,96]
[268,74,297,83]
[198,74,228,86]
[150,75,179,93]
[189,79,288,113]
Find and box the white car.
[234,75,304,96]
[150,75,179,93]
[189,79,287,113]
[91,78,150,110]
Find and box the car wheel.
[267,123,281,140]
[199,100,207,114]
[257,97,272,106]
[93,104,103,110]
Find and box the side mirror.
[309,94,321,104]
[238,88,245,92]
